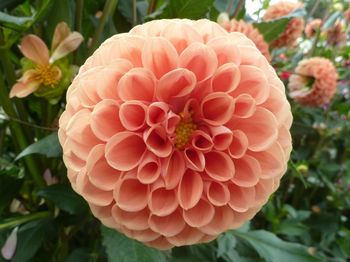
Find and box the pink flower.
[1,227,18,260]
[280,71,291,81]
[289,57,338,107]
[218,18,271,62]
[10,22,83,98]
[326,22,347,47]
[263,1,305,48]
[304,19,322,38]
[58,19,292,249]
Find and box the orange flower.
[10,22,83,98]
[326,21,347,46]
[263,1,305,48]
[219,17,271,62]
[305,19,322,37]
[289,57,338,107]
[59,19,292,249]
[345,9,350,23]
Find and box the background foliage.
[0,0,349,261]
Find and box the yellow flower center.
[35,65,61,86]
[175,111,197,149]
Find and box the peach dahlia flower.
[326,22,347,47]
[305,19,322,38]
[289,57,338,107]
[219,17,271,62]
[263,1,305,48]
[58,19,292,249]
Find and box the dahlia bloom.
[326,22,347,47]
[58,19,292,249]
[263,1,305,48]
[289,57,338,107]
[304,19,322,38]
[218,17,271,62]
[10,22,83,99]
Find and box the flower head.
[326,21,347,47]
[219,18,271,62]
[289,57,338,107]
[58,19,292,249]
[305,19,322,38]
[10,22,83,99]
[263,1,304,48]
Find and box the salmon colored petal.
[156,68,196,111]
[20,34,49,65]
[144,125,172,158]
[233,107,278,152]
[111,205,150,230]
[205,181,230,206]
[231,155,260,187]
[165,112,181,134]
[86,144,121,191]
[183,147,205,172]
[124,228,160,243]
[230,65,270,105]
[91,100,124,141]
[201,92,235,126]
[179,42,218,82]
[177,170,203,210]
[194,19,227,42]
[149,209,186,237]
[76,170,113,206]
[228,130,249,159]
[161,22,203,54]
[199,206,234,235]
[183,198,215,227]
[212,63,240,93]
[145,237,173,250]
[233,94,256,118]
[209,126,233,151]
[137,152,161,184]
[262,87,291,125]
[18,69,37,82]
[278,125,293,158]
[254,178,274,205]
[142,37,178,79]
[51,22,71,51]
[89,203,120,229]
[118,67,156,102]
[161,150,186,189]
[204,151,234,182]
[248,142,286,179]
[167,225,204,246]
[228,184,255,212]
[9,81,40,98]
[119,101,147,131]
[149,187,178,216]
[146,102,169,126]
[191,130,213,152]
[206,36,241,66]
[114,177,149,212]
[106,132,146,171]
[50,32,83,63]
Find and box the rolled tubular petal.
[119,101,147,131]
[204,151,234,182]
[177,170,203,210]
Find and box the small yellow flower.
[10,22,83,98]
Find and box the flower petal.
[204,151,234,182]
[199,206,234,235]
[177,170,203,210]
[206,36,241,66]
[111,205,150,231]
[212,63,240,93]
[51,22,71,51]
[183,148,205,172]
[227,184,255,212]
[149,209,186,237]
[205,181,230,206]
[146,102,169,126]
[9,81,40,98]
[209,126,233,151]
[50,32,83,63]
[233,94,257,118]
[191,130,213,152]
[228,130,249,159]
[183,198,215,227]
[231,155,260,187]
[20,34,49,65]
[144,125,172,158]
[119,101,147,131]
[1,227,18,260]
[137,152,161,184]
[167,225,204,246]
[161,150,186,189]
[106,132,146,171]
[149,187,178,216]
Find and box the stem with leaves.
[0,211,51,230]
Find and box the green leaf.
[253,8,306,43]
[101,226,167,262]
[233,230,323,262]
[0,175,22,216]
[37,184,88,215]
[15,132,62,161]
[0,11,33,30]
[321,12,341,30]
[217,232,237,258]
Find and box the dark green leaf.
[0,175,22,216]
[233,230,323,262]
[15,132,62,160]
[101,226,167,262]
[37,184,88,215]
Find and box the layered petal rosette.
[263,1,304,48]
[305,19,322,38]
[289,57,338,107]
[58,19,292,249]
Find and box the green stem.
[89,0,118,54]
[75,0,84,32]
[0,211,51,230]
[232,0,244,18]
[147,0,157,15]
[132,0,137,26]
[0,76,45,188]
